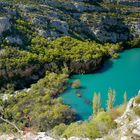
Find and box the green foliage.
[127,37,140,48]
[49,36,120,62]
[0,72,75,132]
[56,111,116,139]
[52,123,68,136]
[133,106,140,116]
[135,95,140,104]
[93,92,101,115]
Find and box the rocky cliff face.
[96,93,140,140]
[0,0,139,43]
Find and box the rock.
[18,4,38,13]
[131,119,140,136]
[132,129,140,137]
[67,137,90,140]
[120,136,130,140]
[50,20,69,35]
[83,15,130,43]
[73,2,86,12]
[0,17,11,35]
[5,36,23,45]
[0,2,9,7]
[47,10,59,19]
[70,58,102,73]
[38,29,51,37]
[32,16,48,27]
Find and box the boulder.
[5,36,23,45]
[38,29,51,37]
[0,17,11,35]
[32,16,48,27]
[50,20,69,35]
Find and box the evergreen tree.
[97,92,101,113]
[93,92,101,115]
[107,88,116,111]
[93,92,97,115]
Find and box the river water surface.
[61,48,140,120]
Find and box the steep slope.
[96,93,140,140]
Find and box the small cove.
[61,48,140,120]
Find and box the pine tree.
[93,92,97,115]
[97,92,101,113]
[107,88,116,111]
[93,92,101,115]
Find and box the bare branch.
[0,116,23,135]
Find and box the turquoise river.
[61,48,140,120]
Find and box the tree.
[107,88,116,111]
[93,92,97,115]
[97,93,101,113]
[93,92,101,115]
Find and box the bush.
[52,123,68,136]
[133,106,140,116]
[135,95,140,104]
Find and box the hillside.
[0,0,140,139]
[0,92,140,139]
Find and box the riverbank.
[61,48,140,120]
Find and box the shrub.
[52,123,68,136]
[135,95,140,104]
[133,106,140,116]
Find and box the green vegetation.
[0,71,75,132]
[52,111,116,139]
[0,10,121,136]
[93,92,101,115]
[0,0,139,138]
[0,16,121,89]
[135,95,140,104]
[107,88,116,111]
[133,106,140,116]
[51,89,128,139]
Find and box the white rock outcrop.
[50,20,69,35]
[96,94,140,140]
[0,17,11,35]
[5,36,23,45]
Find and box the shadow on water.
[76,114,83,120]
[97,59,114,74]
[79,86,86,90]
[76,112,91,121]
